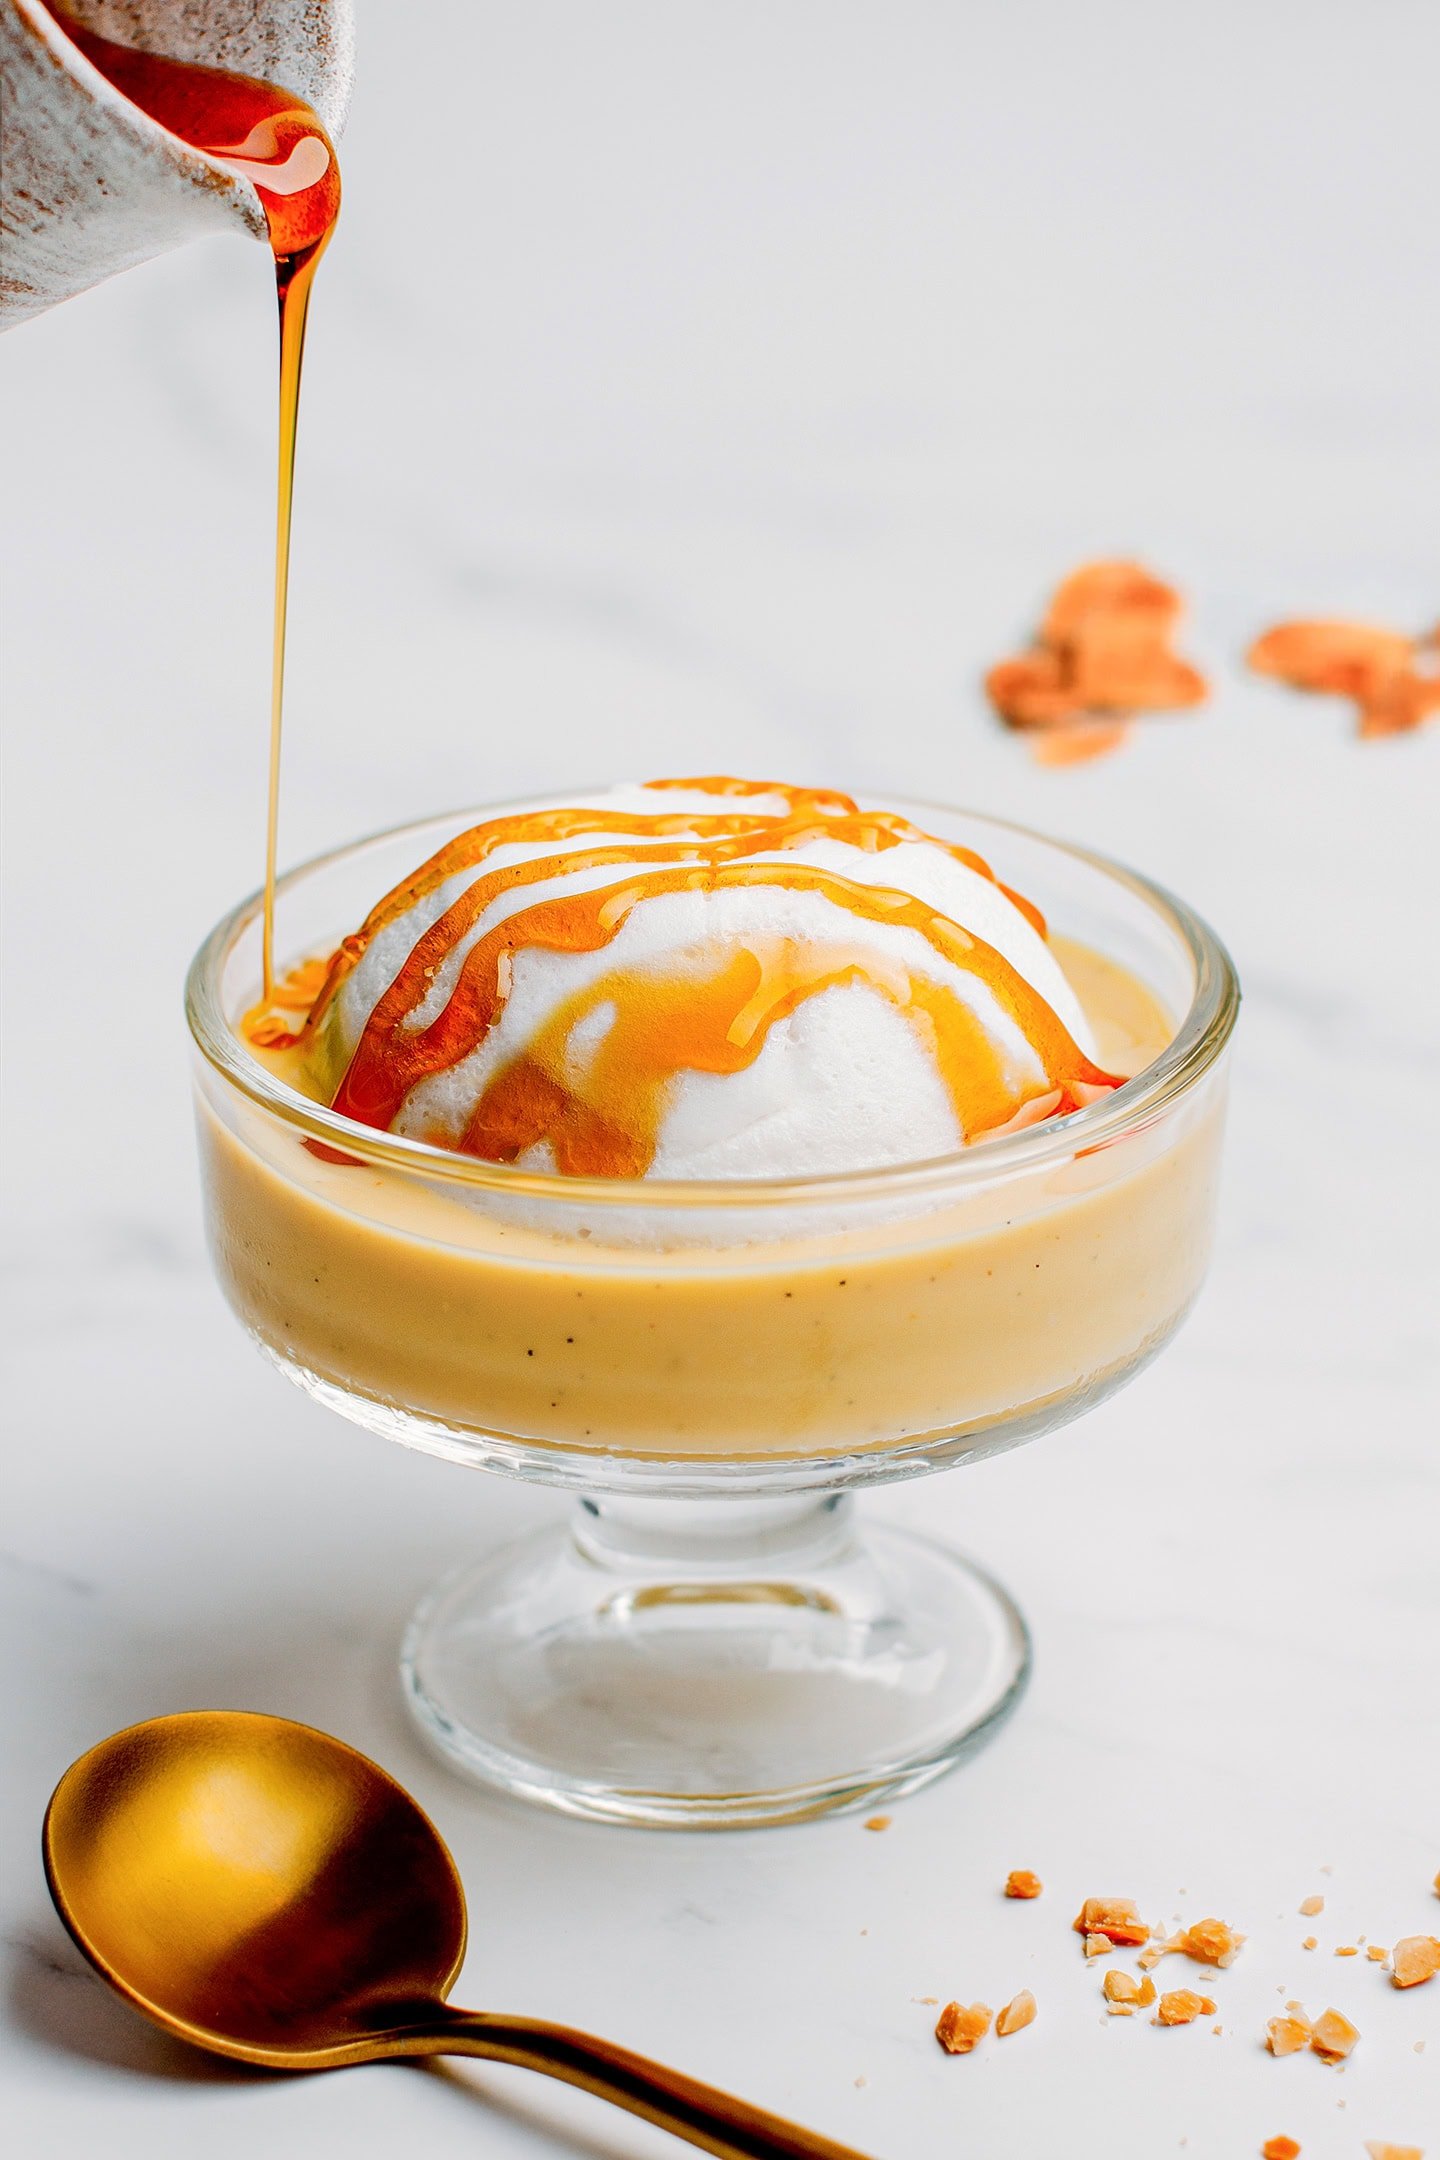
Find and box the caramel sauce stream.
[55,12,341,999]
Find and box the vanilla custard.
[192,782,1227,1467]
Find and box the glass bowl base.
[399,1494,1030,1828]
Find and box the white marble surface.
[3,3,1439,2154]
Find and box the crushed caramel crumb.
[1310,2008,1360,2061]
[1004,1869,1043,1900]
[863,1815,891,1832]
[1303,1937,1319,1951]
[1367,1946,1389,1963]
[1103,1970,1156,2014]
[1266,2013,1313,2057]
[1364,2145,1423,2160]
[986,560,1207,760]
[1085,1932,1112,1959]
[1248,618,1440,740]
[1176,1916,1246,1968]
[1262,2140,1301,2160]
[1299,1896,1324,1917]
[1335,1945,1360,1957]
[1074,1897,1150,1948]
[1156,1989,1215,2026]
[995,1989,1036,2038]
[1391,1937,1440,1990]
[935,2001,992,2055]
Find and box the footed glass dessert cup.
[187,796,1238,1828]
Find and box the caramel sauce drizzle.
[243,781,1115,1174]
[465,941,1036,1177]
[56,13,341,1000]
[275,782,1048,1049]
[325,863,1113,1174]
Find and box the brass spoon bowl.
[44,1711,872,2160]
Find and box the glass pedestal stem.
[401,1487,1030,1829]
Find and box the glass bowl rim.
[185,789,1240,1211]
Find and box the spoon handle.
[378,2007,878,2160]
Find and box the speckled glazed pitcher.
[0,0,353,329]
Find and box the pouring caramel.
[53,9,341,999]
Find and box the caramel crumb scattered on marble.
[1391,1937,1440,1989]
[935,2001,992,2055]
[1103,1970,1156,2014]
[1176,1916,1246,1968]
[1004,1869,1043,1899]
[1335,1945,1360,1957]
[1085,1932,1112,1959]
[1310,2008,1360,2061]
[1262,2139,1301,2160]
[987,560,1208,763]
[1299,1896,1325,1917]
[1364,2144,1423,2160]
[1248,618,1440,740]
[1155,1990,1216,2026]
[1266,2013,1312,2057]
[1367,1945,1389,1963]
[995,1989,1036,2038]
[1303,1937,1319,1951]
[863,1815,891,1832]
[1074,1897,1150,1947]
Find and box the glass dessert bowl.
[186,787,1238,1827]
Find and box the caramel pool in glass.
[192,795,1226,1468]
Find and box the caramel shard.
[1302,1937,1318,1951]
[1309,2008,1360,2061]
[1156,1989,1215,2025]
[1104,1970,1144,2013]
[1029,717,1134,765]
[1176,1916,1245,1967]
[935,2001,992,2055]
[1336,1945,1359,1957]
[1085,1932,1111,1959]
[863,1815,891,1832]
[996,1989,1036,2037]
[1299,1896,1324,1917]
[1248,618,1440,741]
[986,559,1208,761]
[1266,2013,1312,2057]
[1004,1870,1043,1899]
[1364,2145,1423,2160]
[1367,1945,1389,1963]
[1262,2141,1301,2160]
[1074,1897,1151,1947]
[1391,1936,1440,1989]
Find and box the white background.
[2,3,1438,2154]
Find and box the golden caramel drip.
[239,781,1117,1175]
[464,940,1030,1177]
[243,955,335,1050]
[325,850,1115,1166]
[296,788,1048,1038]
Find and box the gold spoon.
[44,1711,875,2160]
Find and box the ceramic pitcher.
[0,0,354,330]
